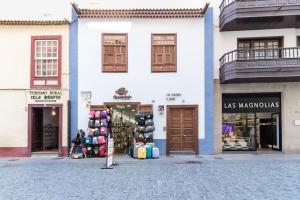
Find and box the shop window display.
[222,113,256,151]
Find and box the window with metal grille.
[152,34,177,72]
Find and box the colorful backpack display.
[138,147,146,159]
[152,147,159,158]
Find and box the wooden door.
[167,106,197,154]
[31,108,43,151]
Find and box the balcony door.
[238,38,282,60]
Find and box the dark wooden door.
[31,108,43,151]
[168,107,197,153]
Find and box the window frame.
[297,36,300,48]
[101,33,128,73]
[151,33,177,73]
[237,37,283,60]
[30,35,62,88]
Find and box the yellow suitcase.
[138,147,146,159]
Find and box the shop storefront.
[222,93,281,151]
[27,90,69,156]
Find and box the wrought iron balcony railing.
[220,0,300,14]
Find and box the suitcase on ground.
[133,144,142,158]
[145,144,152,159]
[152,147,159,158]
[138,147,146,159]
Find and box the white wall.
[77,18,206,140]
[212,0,300,79]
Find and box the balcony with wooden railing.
[220,47,300,83]
[219,0,300,31]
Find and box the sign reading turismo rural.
[106,138,114,168]
[113,87,132,100]
[29,90,63,103]
[222,94,281,113]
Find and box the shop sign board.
[166,93,181,101]
[106,138,114,168]
[28,90,63,103]
[113,87,132,100]
[223,93,281,113]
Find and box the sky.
[0,0,207,21]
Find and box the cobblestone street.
[1,154,300,200]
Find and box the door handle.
[183,134,186,137]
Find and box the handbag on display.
[93,146,99,156]
[100,111,108,119]
[100,127,108,136]
[145,126,155,133]
[95,111,101,119]
[135,118,145,126]
[85,136,92,145]
[145,119,154,126]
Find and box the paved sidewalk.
[1,154,300,200]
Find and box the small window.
[152,34,177,72]
[31,36,61,88]
[102,34,127,72]
[297,37,300,48]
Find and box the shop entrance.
[28,105,62,155]
[167,105,198,154]
[105,103,139,154]
[222,93,282,151]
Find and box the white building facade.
[70,1,215,155]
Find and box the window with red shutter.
[102,34,128,72]
[152,34,177,72]
[30,36,62,88]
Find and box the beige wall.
[215,81,300,153]
[0,25,69,149]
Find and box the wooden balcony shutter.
[102,34,127,72]
[152,34,177,72]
